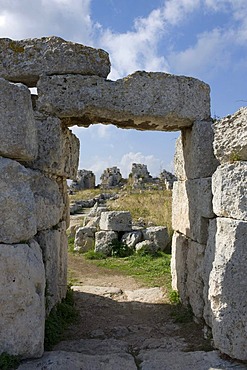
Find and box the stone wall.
[171,109,247,360]
[0,36,246,362]
[70,169,95,191]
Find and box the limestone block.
[212,162,247,221]
[37,72,210,131]
[143,226,170,252]
[207,217,247,360]
[94,230,118,256]
[172,178,214,244]
[121,230,143,249]
[30,116,79,179]
[213,107,247,163]
[36,222,68,313]
[0,37,110,87]
[135,240,156,254]
[171,231,189,305]
[0,240,45,358]
[0,157,37,244]
[0,78,37,161]
[100,211,132,232]
[74,227,96,252]
[174,121,218,180]
[28,170,64,231]
[186,240,205,319]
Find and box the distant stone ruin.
[130,163,152,188]
[70,169,95,191]
[159,169,177,189]
[100,166,123,188]
[0,36,246,362]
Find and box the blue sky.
[0,0,246,182]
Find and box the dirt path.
[19,254,246,369]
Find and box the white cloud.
[0,0,93,43]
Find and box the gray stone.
[135,240,156,254]
[18,350,137,370]
[172,178,214,244]
[37,72,210,130]
[213,107,247,163]
[71,169,95,190]
[159,169,177,189]
[121,230,143,249]
[0,36,110,87]
[175,121,218,180]
[143,226,170,252]
[29,170,64,231]
[207,217,247,361]
[30,116,79,179]
[36,222,67,313]
[0,78,37,161]
[0,240,45,358]
[0,158,37,243]
[100,166,123,188]
[72,285,122,298]
[124,287,165,303]
[74,227,96,252]
[212,162,247,221]
[100,211,132,232]
[137,350,246,370]
[171,231,189,305]
[94,230,118,256]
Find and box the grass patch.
[88,252,172,288]
[0,353,20,370]
[44,286,78,350]
[68,235,75,254]
[69,188,115,202]
[84,249,107,260]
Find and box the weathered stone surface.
[159,169,177,190]
[0,78,37,161]
[124,287,164,303]
[186,240,205,319]
[207,217,247,361]
[94,230,118,256]
[137,350,246,370]
[36,222,67,313]
[121,230,143,249]
[135,240,156,254]
[171,232,189,305]
[212,162,247,221]
[18,350,137,370]
[30,116,79,179]
[100,166,123,188]
[74,227,96,252]
[0,240,45,358]
[174,121,218,180]
[37,72,210,130]
[0,36,110,87]
[213,107,247,163]
[143,226,170,252]
[0,158,37,243]
[172,178,214,243]
[29,170,64,231]
[100,211,132,232]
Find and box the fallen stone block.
[74,227,96,252]
[0,78,37,161]
[212,162,247,221]
[213,107,247,163]
[121,230,143,249]
[0,240,45,358]
[0,36,110,87]
[100,211,132,232]
[37,71,210,130]
[94,230,118,256]
[143,226,170,252]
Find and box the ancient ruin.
[0,36,246,362]
[100,166,123,188]
[70,169,95,191]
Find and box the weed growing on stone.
[44,286,78,350]
[0,352,20,370]
[169,290,180,304]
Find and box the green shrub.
[169,290,180,304]
[84,249,106,260]
[110,239,133,258]
[44,286,78,350]
[0,353,20,370]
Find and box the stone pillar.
[171,120,218,320]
